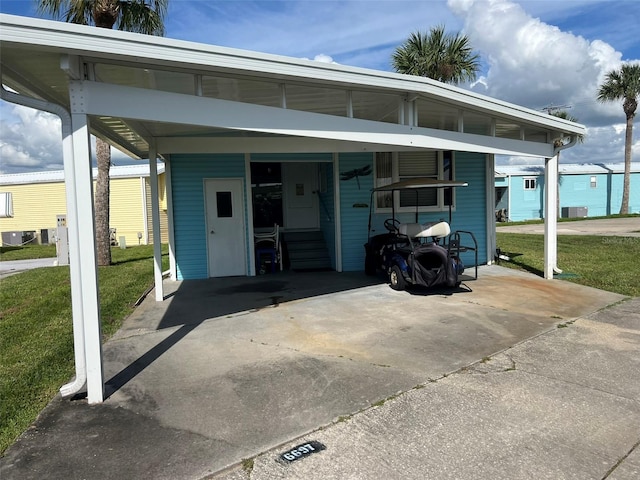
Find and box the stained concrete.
[0,266,631,480]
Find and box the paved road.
[0,257,58,279]
[497,217,640,236]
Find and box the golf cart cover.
[409,243,458,287]
[398,221,451,239]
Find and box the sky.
[1,0,639,174]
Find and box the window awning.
[373,178,468,191]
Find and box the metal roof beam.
[74,80,555,158]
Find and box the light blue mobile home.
[495,163,640,221]
[170,151,488,280]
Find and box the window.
[374,151,454,212]
[524,178,536,190]
[0,192,13,218]
[590,176,597,188]
[216,191,233,218]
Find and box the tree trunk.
[620,114,633,214]
[95,138,112,266]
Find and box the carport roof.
[0,14,586,160]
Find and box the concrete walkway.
[1,266,637,480]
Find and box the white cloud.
[0,104,63,174]
[449,0,639,165]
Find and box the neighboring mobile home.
[495,163,640,221]
[0,14,585,402]
[0,164,168,246]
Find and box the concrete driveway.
[1,266,630,480]
[497,216,640,236]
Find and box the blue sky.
[1,0,639,172]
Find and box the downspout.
[1,82,87,396]
[547,135,579,276]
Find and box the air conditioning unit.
[561,207,588,218]
[1,231,35,246]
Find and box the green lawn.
[495,233,640,297]
[0,244,57,261]
[0,245,168,454]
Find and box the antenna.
[541,104,572,114]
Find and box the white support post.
[59,116,87,397]
[71,112,104,403]
[544,155,559,280]
[486,154,496,265]
[148,144,164,301]
[164,156,177,281]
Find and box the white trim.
[141,176,149,244]
[333,152,342,272]
[164,157,177,281]
[245,153,256,276]
[149,145,164,301]
[486,154,496,265]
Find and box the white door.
[282,163,319,230]
[205,179,246,277]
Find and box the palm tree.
[550,110,584,218]
[392,25,480,84]
[37,0,168,265]
[597,63,640,214]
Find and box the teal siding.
[170,154,247,280]
[251,153,332,162]
[319,163,336,268]
[339,152,376,271]
[502,168,640,220]
[452,153,487,267]
[560,172,640,216]
[339,152,487,272]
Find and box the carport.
[0,14,586,403]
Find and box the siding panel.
[171,154,246,280]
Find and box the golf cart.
[364,178,478,291]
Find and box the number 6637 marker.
[278,441,326,464]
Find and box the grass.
[495,233,640,297]
[0,245,168,454]
[0,244,57,261]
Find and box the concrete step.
[282,230,332,271]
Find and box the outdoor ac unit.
[1,231,34,246]
[561,206,588,218]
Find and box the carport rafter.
[71,80,556,158]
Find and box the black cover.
[409,243,458,287]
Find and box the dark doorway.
[251,162,283,228]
